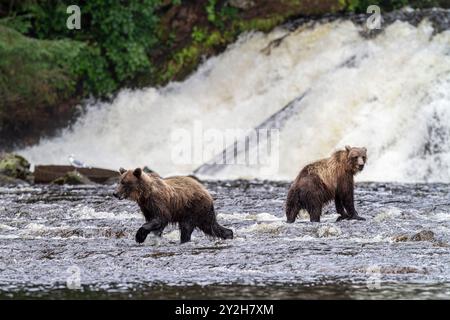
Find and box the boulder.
[51,170,95,185]
[0,173,28,185]
[393,230,436,242]
[0,153,32,182]
[411,230,435,242]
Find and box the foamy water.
[19,19,450,182]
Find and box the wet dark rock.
[0,173,28,185]
[51,170,94,185]
[381,266,427,274]
[393,234,409,242]
[411,230,435,242]
[285,8,450,35]
[393,230,436,242]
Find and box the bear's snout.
[358,164,365,171]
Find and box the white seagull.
[68,154,88,168]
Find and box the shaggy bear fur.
[286,146,367,223]
[114,168,233,244]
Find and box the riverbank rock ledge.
[0,153,32,184]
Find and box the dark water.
[0,181,449,299]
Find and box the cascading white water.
[19,19,450,182]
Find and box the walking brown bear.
[286,146,367,223]
[113,168,233,244]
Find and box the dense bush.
[1,0,161,97]
[0,25,83,106]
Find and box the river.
[1,181,449,299]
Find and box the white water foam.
[217,212,282,222]
[19,20,450,182]
[374,208,403,222]
[71,205,137,220]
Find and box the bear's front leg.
[135,227,149,244]
[135,219,165,244]
[335,194,350,222]
[341,190,365,221]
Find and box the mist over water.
[20,19,450,182]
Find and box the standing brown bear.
[113,168,233,244]
[286,146,367,223]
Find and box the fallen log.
[34,165,119,184]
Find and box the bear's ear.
[345,145,351,152]
[119,167,126,174]
[363,147,367,152]
[133,167,142,178]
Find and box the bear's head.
[345,145,367,174]
[113,167,144,201]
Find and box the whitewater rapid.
[20,19,450,182]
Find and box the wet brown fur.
[114,168,233,243]
[286,146,367,223]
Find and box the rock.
[0,173,28,185]
[393,230,436,242]
[393,234,409,242]
[317,225,342,237]
[0,153,32,182]
[51,170,95,185]
[381,266,427,274]
[411,230,435,242]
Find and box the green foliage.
[206,0,217,24]
[192,26,208,43]
[0,15,33,33]
[0,25,82,108]
[205,0,239,30]
[236,16,285,33]
[6,0,161,97]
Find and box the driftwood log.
[34,165,119,184]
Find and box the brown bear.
[113,168,233,244]
[286,146,367,223]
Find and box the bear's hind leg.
[286,189,301,223]
[286,204,300,223]
[179,221,195,244]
